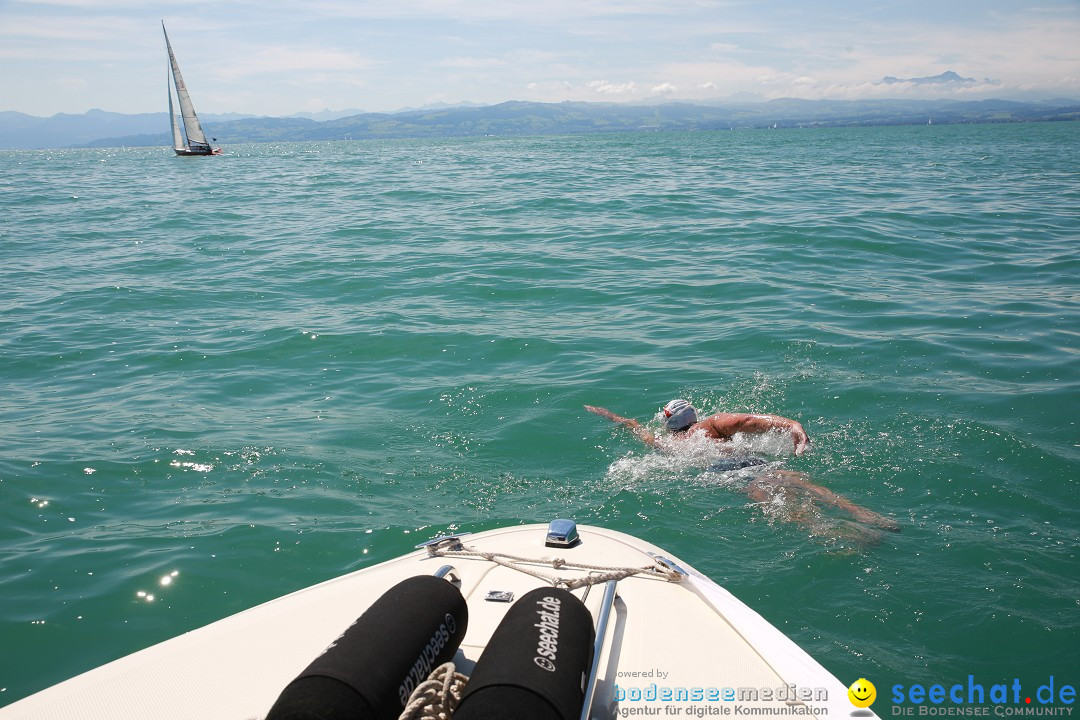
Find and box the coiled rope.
[398,662,469,720]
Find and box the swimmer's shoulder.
[690,414,731,437]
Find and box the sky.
[2,0,1079,118]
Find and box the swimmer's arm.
[707,413,810,455]
[584,405,658,447]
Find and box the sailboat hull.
[174,147,222,156]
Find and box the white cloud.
[586,80,637,95]
[525,80,574,94]
[651,82,677,95]
[0,13,146,47]
[214,46,374,82]
[307,0,725,25]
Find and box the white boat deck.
[0,524,871,720]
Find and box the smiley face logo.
[848,678,876,708]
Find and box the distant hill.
[3,98,1078,150]
[0,108,256,150]
[879,71,977,86]
[287,109,367,122]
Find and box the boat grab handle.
[580,579,618,720]
[433,564,461,587]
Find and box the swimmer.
[586,399,809,454]
[585,399,899,534]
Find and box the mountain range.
[879,71,978,86]
[2,96,1078,151]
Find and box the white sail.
[162,22,209,149]
[168,68,185,151]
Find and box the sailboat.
[163,22,222,156]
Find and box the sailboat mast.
[162,22,210,149]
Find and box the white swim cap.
[662,399,698,431]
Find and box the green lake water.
[1,122,1077,706]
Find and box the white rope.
[427,545,684,588]
[398,662,469,720]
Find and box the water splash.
[603,427,895,548]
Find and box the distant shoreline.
[2,97,1078,151]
